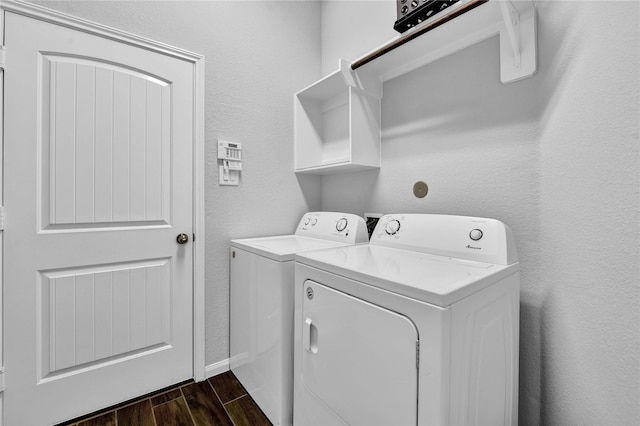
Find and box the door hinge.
[0,46,6,70]
[0,206,5,231]
[0,367,5,392]
[416,340,420,370]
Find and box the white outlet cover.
[219,165,240,186]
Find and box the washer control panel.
[371,214,517,265]
[296,212,369,244]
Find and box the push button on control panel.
[469,229,483,241]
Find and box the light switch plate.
[219,165,239,186]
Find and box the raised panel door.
[4,11,195,425]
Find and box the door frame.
[0,0,207,391]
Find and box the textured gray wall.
[320,1,639,424]
[32,0,323,367]
[24,1,640,423]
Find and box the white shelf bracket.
[339,58,357,88]
[499,0,521,69]
[339,58,382,99]
[498,0,537,84]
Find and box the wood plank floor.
[58,371,272,426]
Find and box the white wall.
[32,0,323,366]
[21,1,640,423]
[321,0,393,75]
[321,0,639,424]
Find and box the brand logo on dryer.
[466,244,482,250]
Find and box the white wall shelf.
[353,0,537,85]
[294,0,537,175]
[294,59,381,174]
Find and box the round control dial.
[304,217,310,225]
[336,218,348,232]
[385,219,401,235]
[469,229,483,241]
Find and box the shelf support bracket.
[339,58,382,99]
[499,0,521,70]
[498,0,537,84]
[339,58,357,88]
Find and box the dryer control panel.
[371,214,518,265]
[295,212,369,244]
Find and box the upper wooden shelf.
[352,0,537,85]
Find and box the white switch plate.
[219,165,240,186]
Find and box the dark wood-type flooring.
[58,371,272,426]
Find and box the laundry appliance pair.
[230,212,520,426]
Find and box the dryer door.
[301,280,419,426]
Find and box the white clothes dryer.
[230,212,368,426]
[293,214,520,426]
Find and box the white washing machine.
[230,212,368,426]
[293,214,520,426]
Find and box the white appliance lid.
[295,244,518,307]
[231,235,354,262]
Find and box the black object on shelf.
[394,0,461,33]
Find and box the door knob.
[176,233,189,244]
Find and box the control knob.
[469,229,483,241]
[385,219,401,235]
[336,218,348,232]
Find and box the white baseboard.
[205,358,230,379]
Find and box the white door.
[301,280,419,426]
[3,11,194,425]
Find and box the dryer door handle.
[304,318,318,354]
